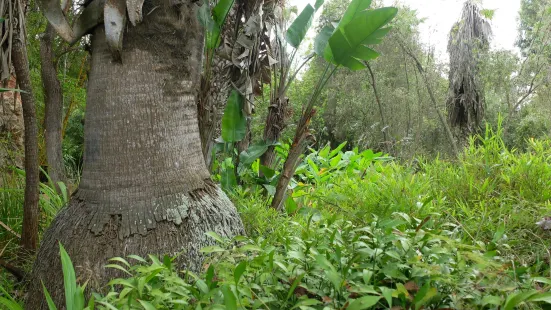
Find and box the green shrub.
[26,216,551,309]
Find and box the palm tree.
[26,0,244,306]
[447,1,492,142]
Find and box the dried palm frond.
[447,0,492,132]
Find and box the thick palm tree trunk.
[41,23,67,189]
[27,0,244,307]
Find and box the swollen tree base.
[26,180,244,309]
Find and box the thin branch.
[0,259,25,281]
[397,36,459,155]
[282,53,314,95]
[512,68,543,113]
[0,220,20,239]
[365,62,390,153]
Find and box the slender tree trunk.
[41,23,67,189]
[400,42,459,156]
[27,1,244,307]
[12,14,40,254]
[366,63,390,154]
[270,109,315,210]
[321,92,336,146]
[422,72,459,155]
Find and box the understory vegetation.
[2,128,551,309]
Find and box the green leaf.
[206,265,215,287]
[504,290,539,310]
[212,0,235,25]
[263,184,276,195]
[221,285,238,310]
[314,0,324,10]
[291,298,322,308]
[234,261,247,284]
[104,264,132,276]
[138,300,157,310]
[59,243,77,310]
[0,286,20,306]
[73,286,85,310]
[413,283,437,310]
[329,141,347,157]
[127,255,147,263]
[0,297,23,310]
[259,165,276,179]
[286,273,305,302]
[86,295,95,310]
[285,4,315,48]
[200,246,226,253]
[108,257,130,268]
[328,7,397,70]
[338,0,373,29]
[481,295,502,306]
[285,196,298,214]
[527,292,551,303]
[197,1,220,49]
[314,25,334,57]
[42,281,58,310]
[239,244,263,252]
[96,301,119,310]
[221,165,238,193]
[163,255,172,269]
[210,0,235,48]
[347,295,381,310]
[195,279,209,294]
[221,90,246,142]
[0,88,25,93]
[379,287,393,308]
[239,141,271,165]
[205,231,225,243]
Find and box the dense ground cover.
[2,129,551,309]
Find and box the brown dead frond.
[447,0,492,133]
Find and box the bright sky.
[292,0,522,62]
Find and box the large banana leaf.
[285,0,325,49]
[213,0,235,25]
[338,0,373,29]
[197,0,236,49]
[328,7,397,70]
[314,25,334,56]
[285,4,315,48]
[221,90,247,142]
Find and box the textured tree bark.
[12,19,40,254]
[260,96,288,169]
[41,23,67,190]
[27,0,244,307]
[270,109,315,210]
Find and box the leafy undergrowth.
[2,129,551,309]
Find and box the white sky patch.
[290,0,522,62]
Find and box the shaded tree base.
[25,181,244,309]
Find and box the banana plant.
[271,0,398,210]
